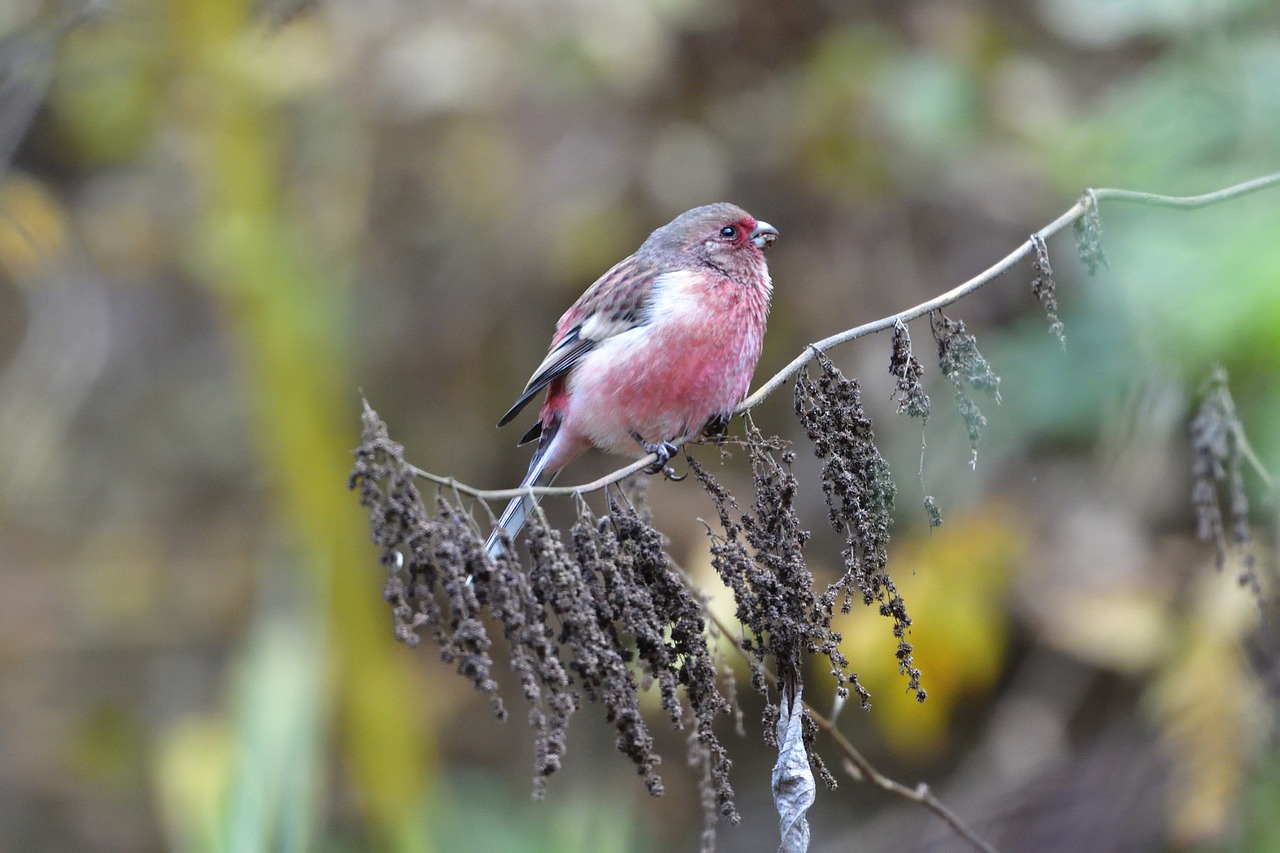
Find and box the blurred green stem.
[167,0,435,848]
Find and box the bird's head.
[642,203,778,284]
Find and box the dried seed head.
[890,319,930,420]
[1189,367,1261,598]
[1073,189,1109,276]
[931,311,1001,468]
[1030,233,1066,347]
[795,353,922,701]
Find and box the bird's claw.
[642,442,679,476]
[635,435,683,478]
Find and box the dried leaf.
[772,684,814,853]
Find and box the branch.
[406,457,653,501]
[406,172,1280,499]
[1089,173,1280,210]
[739,173,1280,409]
[806,711,998,853]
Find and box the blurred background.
[1,0,1278,850]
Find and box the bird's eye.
[719,225,737,239]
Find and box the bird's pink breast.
[561,273,769,457]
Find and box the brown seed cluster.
[349,405,575,792]
[1030,233,1066,346]
[1073,191,1110,276]
[794,353,923,702]
[890,320,930,421]
[890,322,943,528]
[932,311,1001,466]
[1189,367,1260,596]
[350,403,740,834]
[687,434,840,790]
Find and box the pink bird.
[486,203,778,559]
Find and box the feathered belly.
[565,317,763,457]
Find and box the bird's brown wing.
[496,254,658,430]
[496,327,594,430]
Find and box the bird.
[485,202,778,560]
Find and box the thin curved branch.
[409,172,1280,500]
[1092,172,1280,209]
[805,710,999,853]
[741,173,1280,409]
[407,457,654,501]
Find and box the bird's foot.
[634,434,685,480]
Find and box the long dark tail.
[485,420,560,560]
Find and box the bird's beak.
[750,221,778,250]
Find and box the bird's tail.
[485,434,558,561]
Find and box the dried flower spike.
[1030,233,1066,347]
[1073,188,1109,276]
[890,319,930,420]
[1188,366,1262,597]
[931,312,1001,469]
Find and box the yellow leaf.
[1148,560,1269,845]
[0,177,67,279]
[831,505,1024,756]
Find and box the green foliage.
[51,16,163,162]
